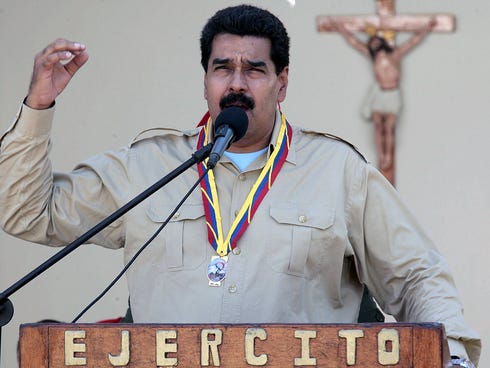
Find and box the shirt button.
[173,212,180,219]
[298,215,307,223]
[232,248,241,255]
[234,210,239,217]
[238,174,246,181]
[228,284,237,293]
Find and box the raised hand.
[25,39,89,109]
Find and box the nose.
[228,70,247,93]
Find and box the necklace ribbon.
[197,111,292,257]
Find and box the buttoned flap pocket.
[270,204,335,230]
[267,203,335,277]
[145,202,207,271]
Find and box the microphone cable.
[71,166,211,323]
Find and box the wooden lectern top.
[19,322,450,367]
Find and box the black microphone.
[207,106,248,169]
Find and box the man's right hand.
[25,39,89,110]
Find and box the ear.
[277,66,289,103]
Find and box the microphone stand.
[0,143,212,362]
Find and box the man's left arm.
[349,163,481,364]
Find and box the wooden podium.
[19,322,450,367]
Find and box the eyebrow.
[211,58,267,68]
[247,60,267,68]
[212,58,230,65]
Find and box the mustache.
[219,93,255,110]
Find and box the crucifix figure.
[317,0,455,185]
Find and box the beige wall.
[0,1,488,366]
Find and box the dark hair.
[200,5,290,75]
[367,35,394,60]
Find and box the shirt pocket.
[267,203,335,277]
[145,202,207,271]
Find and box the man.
[0,5,480,366]
[332,19,436,181]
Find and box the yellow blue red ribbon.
[197,112,292,256]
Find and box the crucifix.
[317,0,455,185]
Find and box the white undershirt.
[223,147,268,171]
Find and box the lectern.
[19,322,450,367]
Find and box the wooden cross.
[317,0,455,185]
[317,0,455,34]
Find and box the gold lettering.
[245,328,268,366]
[156,330,178,366]
[64,330,87,366]
[201,329,222,366]
[378,328,400,365]
[294,330,317,366]
[339,329,364,366]
[108,330,130,366]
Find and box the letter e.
[156,330,178,366]
[65,330,87,366]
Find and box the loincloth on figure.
[361,83,402,121]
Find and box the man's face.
[368,36,392,56]
[204,33,288,152]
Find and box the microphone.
[207,106,248,169]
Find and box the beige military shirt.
[0,104,481,363]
